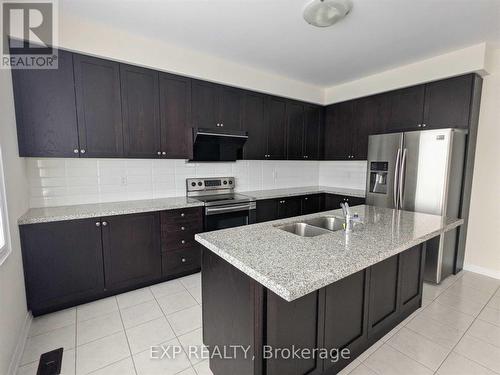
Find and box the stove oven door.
[204,203,256,231]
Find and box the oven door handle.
[205,203,256,215]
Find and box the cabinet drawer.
[162,231,200,252]
[162,247,201,277]
[161,207,203,229]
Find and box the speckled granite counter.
[18,185,364,225]
[195,205,463,302]
[242,186,365,200]
[18,197,204,225]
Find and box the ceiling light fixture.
[303,0,353,28]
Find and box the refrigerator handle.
[394,148,401,208]
[399,148,407,209]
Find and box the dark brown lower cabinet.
[20,209,203,316]
[301,194,322,215]
[322,194,365,211]
[201,243,425,375]
[20,219,105,315]
[101,212,161,292]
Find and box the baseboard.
[463,264,500,280]
[7,310,32,375]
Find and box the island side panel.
[201,248,263,375]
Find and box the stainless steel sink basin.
[277,223,331,237]
[303,216,346,232]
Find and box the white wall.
[464,47,500,278]
[319,161,367,190]
[324,43,489,104]
[57,13,323,104]
[0,70,30,373]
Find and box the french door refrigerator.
[366,129,467,284]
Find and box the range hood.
[191,128,248,162]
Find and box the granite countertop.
[18,197,204,225]
[242,186,365,200]
[195,205,463,302]
[18,185,365,225]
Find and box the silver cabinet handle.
[180,213,185,217]
[162,152,166,156]
[304,197,308,200]
[181,240,186,244]
[80,149,86,154]
[220,123,224,127]
[157,151,161,155]
[73,149,79,154]
[181,226,185,231]
[95,222,101,227]
[417,124,422,127]
[216,123,220,127]
[181,258,186,263]
[102,221,108,226]
[422,123,427,128]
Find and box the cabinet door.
[324,270,369,373]
[191,80,218,129]
[301,194,321,215]
[121,64,161,158]
[423,75,473,129]
[286,101,305,160]
[256,199,278,223]
[386,85,425,132]
[266,290,323,375]
[242,92,267,160]
[277,197,301,219]
[304,105,322,160]
[101,212,162,292]
[74,54,123,157]
[12,49,80,157]
[218,86,242,130]
[20,219,104,315]
[368,255,400,337]
[266,96,287,159]
[352,95,385,160]
[324,102,353,160]
[399,245,425,315]
[342,196,365,207]
[159,73,192,159]
[323,194,343,211]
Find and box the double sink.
[277,216,362,237]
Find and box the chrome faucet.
[340,202,359,232]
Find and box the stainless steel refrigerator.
[365,128,467,284]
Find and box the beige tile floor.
[17,270,500,375]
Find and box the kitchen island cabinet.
[196,205,462,375]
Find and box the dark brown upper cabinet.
[12,49,80,157]
[159,73,192,159]
[74,54,124,157]
[423,74,473,129]
[324,101,353,160]
[385,85,425,132]
[101,212,162,292]
[121,64,161,158]
[351,95,389,160]
[192,80,242,130]
[286,100,305,160]
[266,96,288,159]
[304,105,323,160]
[242,92,267,160]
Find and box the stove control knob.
[198,182,203,186]
[229,180,233,184]
[191,182,196,187]
[223,180,228,185]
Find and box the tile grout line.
[115,296,140,375]
[433,284,500,375]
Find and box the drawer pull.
[180,213,185,217]
[95,222,101,227]
[181,240,186,244]
[102,221,108,226]
[181,226,185,231]
[181,258,187,263]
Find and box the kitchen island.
[195,205,463,375]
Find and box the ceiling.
[61,0,500,87]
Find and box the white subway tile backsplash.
[26,158,367,208]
